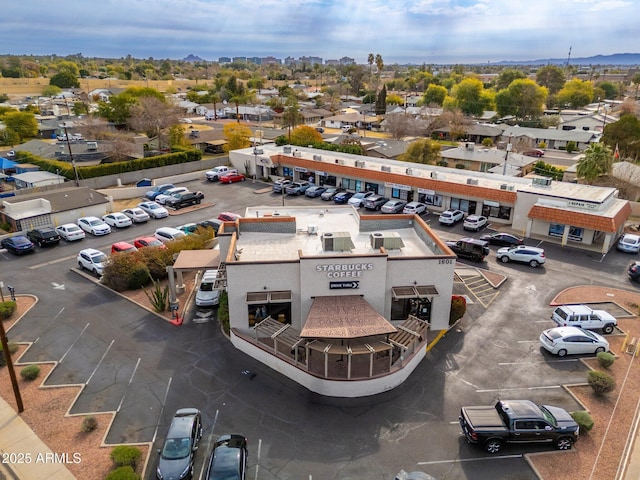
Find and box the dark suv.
[156,408,203,480]
[363,195,389,210]
[27,227,61,247]
[629,261,640,282]
[204,434,248,480]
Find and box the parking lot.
[3,173,639,480]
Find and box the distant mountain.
[493,53,640,66]
[183,54,205,63]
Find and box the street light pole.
[0,314,23,413]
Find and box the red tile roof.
[528,201,631,233]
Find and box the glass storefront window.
[417,193,442,207]
[364,182,379,193]
[450,197,477,214]
[482,204,512,220]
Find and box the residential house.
[440,143,537,176]
[500,125,597,151]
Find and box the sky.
[3,0,637,64]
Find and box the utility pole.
[0,316,23,413]
[502,137,512,176]
[62,123,80,187]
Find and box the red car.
[111,242,138,254]
[218,212,242,222]
[220,173,246,184]
[133,236,167,249]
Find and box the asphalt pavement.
[1,175,639,480]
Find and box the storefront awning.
[301,295,397,339]
[391,285,439,300]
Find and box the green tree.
[375,54,384,77]
[398,138,441,164]
[223,123,252,152]
[49,71,80,88]
[576,142,613,184]
[555,79,594,109]
[632,72,640,99]
[596,81,619,100]
[97,93,137,124]
[451,78,489,116]
[496,79,547,119]
[367,53,375,79]
[2,111,38,141]
[375,84,387,115]
[56,61,80,77]
[423,84,447,106]
[42,85,62,98]
[536,65,566,95]
[495,68,526,90]
[281,98,303,141]
[602,114,640,160]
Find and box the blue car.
[333,191,354,204]
[145,183,175,200]
[1,235,35,255]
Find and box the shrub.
[565,141,577,153]
[455,163,466,169]
[481,138,493,147]
[127,263,152,290]
[588,370,616,394]
[449,295,467,325]
[105,466,141,480]
[82,415,98,433]
[20,365,40,381]
[571,411,594,432]
[144,280,169,313]
[0,341,19,367]
[110,445,142,469]
[0,301,17,320]
[597,351,616,369]
[218,291,230,334]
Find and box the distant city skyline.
[3,0,636,64]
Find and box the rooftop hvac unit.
[307,224,318,235]
[255,148,263,154]
[466,178,478,185]
[500,184,508,190]
[335,159,345,165]
[283,146,292,153]
[507,185,515,191]
[406,168,413,175]
[355,160,365,167]
[313,155,322,161]
[370,232,405,250]
[381,166,391,172]
[430,171,438,179]
[532,177,552,187]
[465,143,474,151]
[322,232,355,251]
[294,151,302,157]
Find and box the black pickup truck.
[165,191,204,210]
[445,238,489,262]
[459,400,579,453]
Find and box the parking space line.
[498,359,578,365]
[417,454,522,465]
[86,340,114,384]
[476,385,561,393]
[59,323,90,363]
[116,357,141,413]
[30,254,76,269]
[254,438,262,480]
[152,377,172,444]
[34,307,65,344]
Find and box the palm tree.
[367,53,374,79]
[209,91,221,121]
[576,142,613,184]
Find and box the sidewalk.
[0,396,75,480]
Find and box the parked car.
[479,232,524,247]
[1,235,35,255]
[26,227,61,247]
[363,195,389,210]
[629,261,640,282]
[459,399,579,454]
[55,223,85,242]
[333,191,354,204]
[133,236,166,249]
[195,270,220,307]
[496,245,546,267]
[155,227,187,243]
[551,304,617,334]
[305,185,327,198]
[272,179,291,193]
[156,408,203,480]
[204,434,248,480]
[220,173,246,184]
[617,233,640,253]
[463,215,488,231]
[445,238,490,262]
[403,202,427,215]
[145,183,175,200]
[198,218,224,234]
[523,149,545,157]
[381,199,407,214]
[165,192,205,210]
[77,248,107,276]
[347,191,375,208]
[320,187,341,201]
[175,223,198,235]
[218,212,242,222]
[78,216,112,236]
[438,209,464,225]
[111,242,138,254]
[539,326,609,357]
[315,127,325,133]
[205,166,237,181]
[155,187,189,205]
[122,207,150,223]
[138,201,169,219]
[285,181,311,195]
[102,212,133,228]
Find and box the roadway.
[2,175,639,480]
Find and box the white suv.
[496,245,546,267]
[77,248,107,276]
[195,270,220,307]
[438,209,464,225]
[551,304,617,334]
